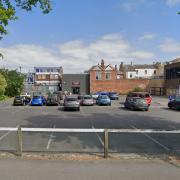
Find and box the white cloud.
[159,38,180,53]
[0,33,156,73]
[139,32,157,41]
[166,0,180,6]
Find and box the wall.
[90,78,150,94]
[62,74,90,94]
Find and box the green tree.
[0,0,52,39]
[0,73,7,96]
[0,69,25,97]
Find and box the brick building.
[89,60,150,94]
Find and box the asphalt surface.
[0,158,180,180]
[0,96,180,156]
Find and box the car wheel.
[130,106,134,111]
[109,103,111,106]
[145,108,149,111]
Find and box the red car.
[127,92,152,106]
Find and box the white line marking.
[0,125,18,141]
[168,125,177,130]
[46,125,56,150]
[130,125,170,151]
[92,125,104,147]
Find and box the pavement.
[0,158,179,180]
[0,96,179,157]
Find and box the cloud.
[0,33,156,73]
[166,0,180,6]
[122,2,137,12]
[139,32,157,41]
[159,38,180,53]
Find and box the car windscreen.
[84,96,92,99]
[100,95,108,99]
[66,98,77,101]
[33,96,41,99]
[15,96,23,99]
[134,98,146,103]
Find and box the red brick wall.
[90,70,150,94]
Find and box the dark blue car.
[31,96,46,106]
[109,92,119,100]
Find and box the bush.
[0,73,7,96]
[0,70,25,97]
[128,86,145,95]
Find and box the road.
[0,158,179,180]
[0,96,179,156]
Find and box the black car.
[168,96,180,110]
[109,92,119,100]
[46,94,59,106]
[13,96,29,106]
[124,97,149,111]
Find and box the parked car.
[127,92,152,106]
[53,91,63,101]
[46,94,59,106]
[109,92,119,100]
[13,96,29,106]
[82,95,94,106]
[77,95,84,105]
[31,96,46,106]
[124,97,149,111]
[168,95,180,110]
[64,95,80,111]
[97,95,111,106]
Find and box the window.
[50,75,55,80]
[105,73,111,80]
[145,70,147,75]
[42,75,46,80]
[96,71,101,80]
[136,70,138,75]
[55,75,59,79]
[130,74,133,78]
[154,70,156,75]
[36,68,39,72]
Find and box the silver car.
[82,95,94,106]
[64,95,80,111]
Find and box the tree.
[0,0,52,39]
[0,73,7,96]
[0,69,25,97]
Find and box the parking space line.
[92,125,104,147]
[130,125,170,151]
[0,125,18,141]
[46,125,56,150]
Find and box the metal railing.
[0,127,180,158]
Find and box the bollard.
[104,129,109,159]
[17,126,23,156]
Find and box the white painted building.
[123,64,164,79]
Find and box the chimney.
[119,62,124,71]
[101,59,105,69]
[115,65,117,71]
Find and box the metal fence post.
[104,129,109,159]
[17,126,23,156]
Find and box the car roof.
[66,95,78,98]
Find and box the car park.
[81,95,94,106]
[109,92,119,100]
[46,94,59,106]
[127,92,152,106]
[96,95,111,106]
[124,97,149,111]
[64,95,80,111]
[168,95,180,110]
[13,96,28,106]
[31,96,46,106]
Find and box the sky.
[0,0,180,73]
